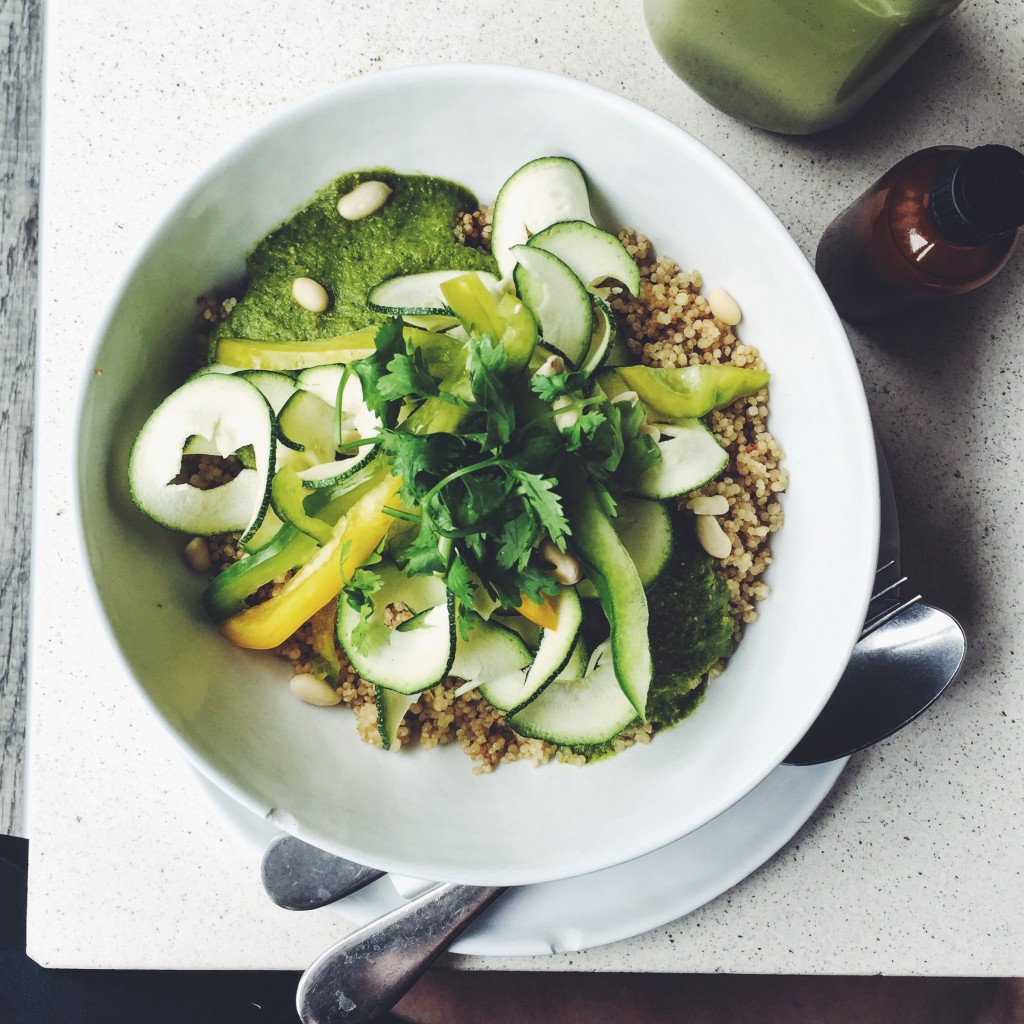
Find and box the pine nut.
[536,354,565,377]
[639,422,661,442]
[289,673,342,707]
[292,277,329,312]
[183,537,211,572]
[336,180,392,220]
[696,514,732,559]
[539,538,582,586]
[707,287,742,326]
[687,494,729,516]
[536,354,574,428]
[553,395,579,432]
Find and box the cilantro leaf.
[495,509,538,570]
[450,469,510,524]
[515,564,561,605]
[395,515,447,576]
[374,316,406,353]
[508,426,564,475]
[511,469,570,550]
[446,556,475,605]
[381,430,464,506]
[377,349,440,403]
[611,398,662,488]
[529,372,567,404]
[529,368,588,403]
[578,407,608,440]
[618,433,661,488]
[349,318,408,428]
[445,556,478,642]
[585,400,625,474]
[339,541,385,654]
[469,335,516,450]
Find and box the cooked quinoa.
[610,229,787,649]
[190,211,786,771]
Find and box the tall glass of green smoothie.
[643,0,963,134]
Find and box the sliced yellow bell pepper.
[220,469,403,650]
[515,590,560,631]
[213,326,450,372]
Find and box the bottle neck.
[929,144,1024,246]
[885,149,1016,283]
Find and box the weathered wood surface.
[0,0,41,837]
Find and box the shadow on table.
[847,267,1022,649]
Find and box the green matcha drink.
[643,0,962,134]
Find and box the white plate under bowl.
[195,758,846,955]
[77,64,879,886]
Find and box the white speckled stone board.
[28,0,1024,972]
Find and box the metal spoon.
[783,600,965,766]
[296,881,505,1024]
[261,833,386,911]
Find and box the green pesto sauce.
[570,510,733,762]
[214,169,497,343]
[644,516,733,730]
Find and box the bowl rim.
[74,62,880,884]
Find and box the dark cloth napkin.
[0,835,302,1023]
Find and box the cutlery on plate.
[261,833,386,911]
[296,881,505,1024]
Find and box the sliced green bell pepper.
[613,364,769,421]
[439,273,537,375]
[271,465,334,546]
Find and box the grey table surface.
[6,0,1024,975]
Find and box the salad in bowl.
[78,65,877,884]
[128,156,779,770]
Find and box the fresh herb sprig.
[346,320,569,636]
[528,366,661,517]
[341,317,662,636]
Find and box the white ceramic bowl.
[78,64,878,886]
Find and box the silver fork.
[861,559,921,639]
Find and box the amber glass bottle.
[815,145,1024,323]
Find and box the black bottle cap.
[930,144,1024,245]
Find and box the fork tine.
[870,575,909,605]
[861,593,922,638]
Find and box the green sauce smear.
[644,512,734,730]
[214,169,496,343]
[572,510,734,761]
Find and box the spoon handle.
[296,882,506,1024]
[261,833,386,911]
